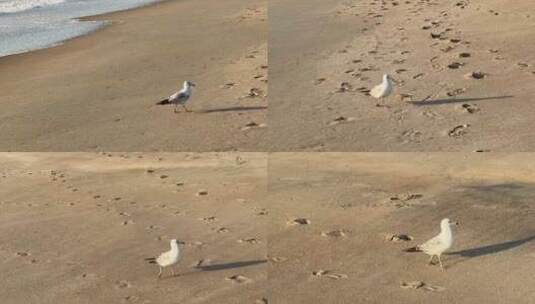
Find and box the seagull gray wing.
[419,234,443,252]
[169,91,189,103]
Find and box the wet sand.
[268,153,535,303]
[0,153,267,303]
[270,0,535,151]
[0,0,267,151]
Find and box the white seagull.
[404,218,459,271]
[156,81,196,113]
[370,74,395,102]
[145,239,185,278]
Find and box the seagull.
[370,74,395,103]
[156,81,196,113]
[145,239,185,278]
[404,218,459,271]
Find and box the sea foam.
[0,0,66,14]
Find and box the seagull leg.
[174,104,180,113]
[183,105,192,112]
[428,255,436,265]
[171,268,175,277]
[438,255,445,271]
[158,266,163,279]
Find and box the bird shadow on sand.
[175,260,267,277]
[196,259,267,271]
[444,235,535,269]
[197,106,267,114]
[410,95,513,106]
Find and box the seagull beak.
[453,221,459,226]
[190,82,196,87]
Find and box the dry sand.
[0,0,267,151]
[270,0,535,151]
[268,153,535,303]
[0,153,267,303]
[2,153,534,303]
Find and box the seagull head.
[384,74,398,84]
[184,81,196,88]
[441,218,459,228]
[171,239,186,245]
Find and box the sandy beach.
[0,153,267,303]
[270,0,535,151]
[268,153,535,303]
[0,0,267,151]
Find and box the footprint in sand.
[447,62,464,69]
[216,227,229,233]
[448,124,470,137]
[255,298,268,304]
[314,78,326,85]
[121,220,134,226]
[336,82,353,93]
[226,275,252,284]
[122,295,140,303]
[200,216,217,223]
[446,88,466,97]
[399,93,413,102]
[194,259,213,268]
[270,256,288,263]
[238,238,260,244]
[400,281,445,292]
[400,129,422,143]
[197,190,208,196]
[328,116,356,126]
[458,52,471,58]
[386,233,413,242]
[441,46,455,53]
[115,280,132,289]
[465,71,486,79]
[412,73,425,79]
[321,230,347,238]
[288,218,311,226]
[456,103,479,114]
[257,209,268,216]
[387,193,425,208]
[312,270,348,280]
[241,121,267,131]
[220,82,236,89]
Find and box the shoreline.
[0,0,268,151]
[0,0,172,62]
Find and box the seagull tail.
[403,246,422,253]
[156,98,170,105]
[144,257,156,263]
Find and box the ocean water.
[0,0,161,57]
